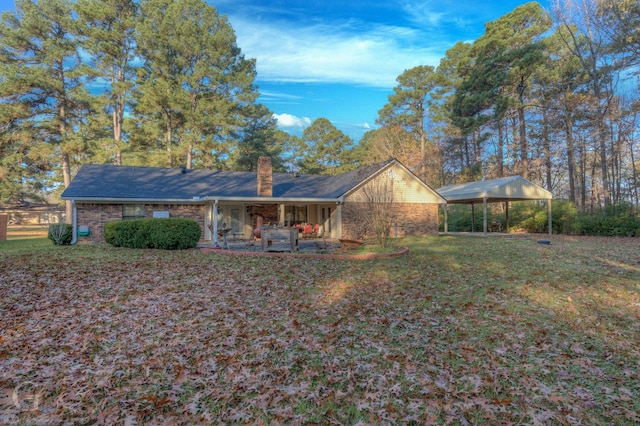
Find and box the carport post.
[483,197,488,236]
[548,199,552,235]
[505,201,509,233]
[443,205,448,233]
[471,204,475,232]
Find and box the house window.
[230,208,240,233]
[123,204,145,220]
[285,205,307,225]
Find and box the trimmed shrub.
[103,221,118,246]
[147,218,202,250]
[104,218,201,250]
[48,223,73,245]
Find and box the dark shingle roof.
[61,159,396,201]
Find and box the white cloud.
[228,17,444,88]
[273,113,312,129]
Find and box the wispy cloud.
[401,1,446,27]
[228,16,444,88]
[215,0,505,89]
[258,90,304,105]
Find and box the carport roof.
[437,175,552,204]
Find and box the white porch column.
[213,199,219,245]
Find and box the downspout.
[70,200,78,245]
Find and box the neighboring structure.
[0,203,65,225]
[61,157,446,244]
[437,176,553,235]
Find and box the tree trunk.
[565,115,576,204]
[518,84,528,179]
[166,111,173,167]
[497,121,504,177]
[187,142,193,169]
[542,107,552,191]
[62,152,73,224]
[112,64,125,166]
[630,136,639,206]
[419,128,426,181]
[463,135,471,170]
[112,107,122,166]
[597,120,611,207]
[610,120,621,204]
[59,100,73,224]
[579,141,587,210]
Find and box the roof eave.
[444,195,552,204]
[204,196,341,203]
[62,197,205,203]
[62,196,342,204]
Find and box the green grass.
[1,235,639,424]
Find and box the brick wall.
[249,204,279,229]
[341,202,439,239]
[76,203,205,243]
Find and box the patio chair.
[253,216,263,239]
[302,224,314,239]
[312,223,320,238]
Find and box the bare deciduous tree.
[348,171,399,247]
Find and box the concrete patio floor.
[197,237,343,253]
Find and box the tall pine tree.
[136,0,258,169]
[76,0,138,165]
[0,0,88,220]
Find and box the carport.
[437,176,553,235]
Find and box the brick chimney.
[257,156,272,197]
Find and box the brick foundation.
[341,202,439,240]
[76,203,205,243]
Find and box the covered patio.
[437,176,553,235]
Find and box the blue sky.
[0,0,550,141]
[211,0,551,141]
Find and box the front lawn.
[1,235,638,424]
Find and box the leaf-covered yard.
[1,235,639,424]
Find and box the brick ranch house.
[61,157,446,244]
